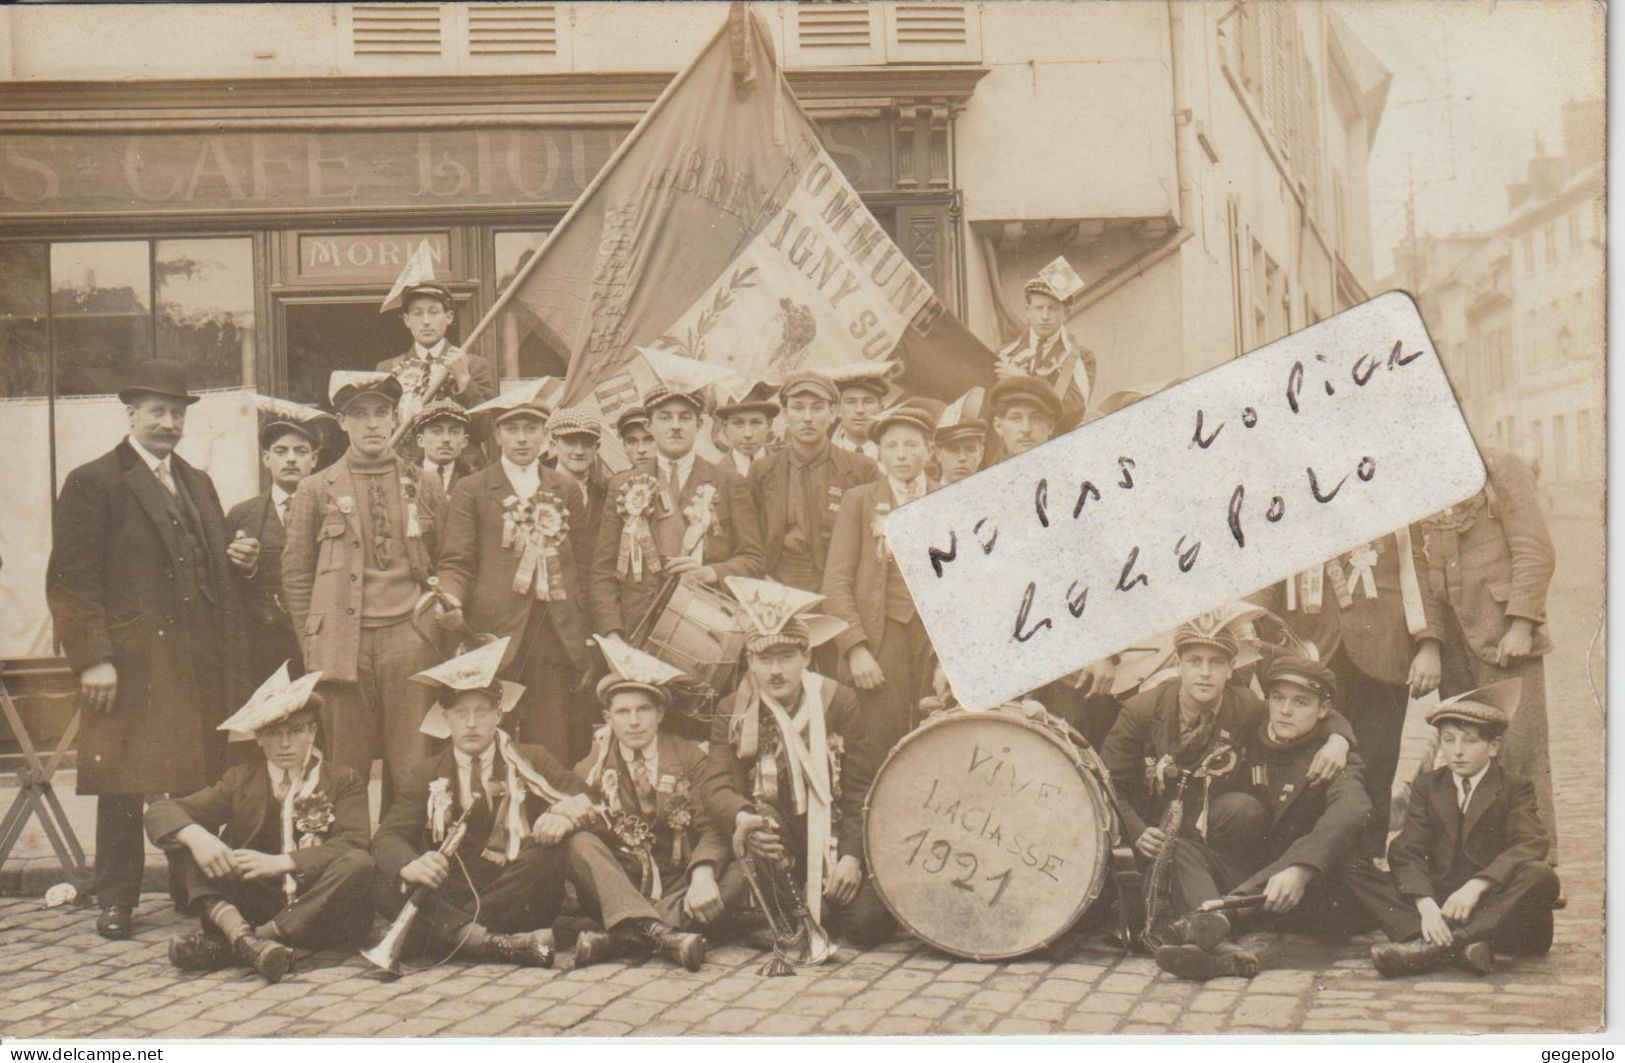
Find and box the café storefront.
[0,68,984,406]
[0,66,986,747]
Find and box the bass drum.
[864,708,1116,961]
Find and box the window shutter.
[797,3,874,49]
[468,3,558,56]
[351,4,442,56]
[884,2,980,61]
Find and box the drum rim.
[861,708,1117,962]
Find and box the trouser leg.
[368,621,437,811]
[1339,858,1423,942]
[315,680,379,799]
[1203,792,1270,873]
[509,611,579,761]
[1462,861,1559,954]
[832,879,895,948]
[273,848,378,949]
[565,832,660,928]
[864,619,930,753]
[1329,649,1409,853]
[94,794,147,908]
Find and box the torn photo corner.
[886,290,1487,711]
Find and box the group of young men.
[45,275,1562,991]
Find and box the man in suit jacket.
[1153,657,1371,982]
[589,384,762,638]
[748,372,878,595]
[822,404,939,750]
[47,360,248,940]
[564,640,720,970]
[714,381,779,479]
[1101,620,1353,869]
[1345,682,1558,976]
[1422,448,1559,858]
[227,413,324,686]
[435,396,592,758]
[282,372,445,809]
[546,408,609,550]
[413,398,479,495]
[145,672,374,982]
[370,641,588,967]
[1256,523,1446,853]
[700,587,894,949]
[993,277,1097,427]
[377,283,498,413]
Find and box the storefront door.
[281,297,412,406]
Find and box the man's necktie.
[154,462,176,496]
[667,463,683,506]
[1460,777,1473,815]
[278,496,292,524]
[630,755,657,815]
[273,768,290,802]
[469,756,487,808]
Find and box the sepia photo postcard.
[0,0,1606,1044]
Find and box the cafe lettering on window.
[0,129,627,214]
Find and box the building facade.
[1399,98,1604,518]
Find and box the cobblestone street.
[0,519,1604,1037]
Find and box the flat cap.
[328,370,403,413]
[870,403,937,443]
[644,383,707,416]
[411,398,471,432]
[779,371,839,404]
[1427,679,1521,733]
[988,374,1063,421]
[615,405,651,436]
[1264,655,1337,701]
[548,408,602,440]
[1173,613,1239,659]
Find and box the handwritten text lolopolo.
[884,292,1487,710]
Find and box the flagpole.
[457,7,742,358]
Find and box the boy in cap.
[995,276,1096,422]
[616,406,657,472]
[589,383,762,638]
[370,639,590,968]
[282,371,446,808]
[1344,681,1558,977]
[1101,612,1356,874]
[714,380,781,478]
[47,359,248,939]
[227,400,330,685]
[934,388,988,485]
[1422,448,1559,860]
[413,398,476,496]
[748,371,879,595]
[827,362,894,460]
[145,666,375,983]
[1151,656,1371,981]
[700,577,896,948]
[547,407,608,545]
[564,637,723,970]
[436,388,592,758]
[378,282,498,413]
[823,403,939,749]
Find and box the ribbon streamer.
[278,749,325,904]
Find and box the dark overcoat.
[46,440,245,795]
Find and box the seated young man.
[1343,680,1558,977]
[1151,656,1371,981]
[145,666,374,983]
[700,577,895,949]
[563,639,723,971]
[1101,613,1355,871]
[370,639,592,968]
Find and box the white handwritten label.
[885,291,1485,710]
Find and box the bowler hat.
[118,360,199,406]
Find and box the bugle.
[737,804,835,976]
[360,813,469,978]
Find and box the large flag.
[478,3,993,410]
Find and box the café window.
[492,229,565,379]
[0,236,254,399]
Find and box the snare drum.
[864,708,1117,961]
[632,577,750,695]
